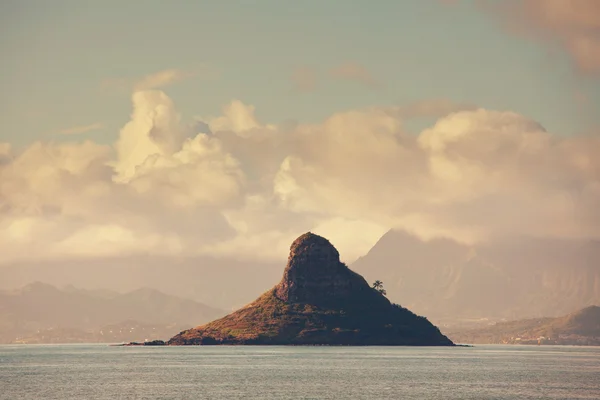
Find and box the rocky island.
[168,233,453,346]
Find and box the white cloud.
[134,68,193,91]
[1,93,599,264]
[58,123,103,135]
[395,99,476,118]
[128,133,244,208]
[113,90,186,182]
[272,108,600,243]
[208,100,264,135]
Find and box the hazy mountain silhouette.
[0,282,225,343]
[352,230,600,323]
[447,305,600,345]
[0,256,283,310]
[2,230,598,330]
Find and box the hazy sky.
[1,0,599,264]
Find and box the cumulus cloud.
[58,122,103,135]
[127,134,244,208]
[1,91,599,265]
[207,100,274,136]
[272,108,600,243]
[395,99,476,118]
[113,90,186,182]
[0,91,242,263]
[482,0,600,74]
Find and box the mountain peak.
[289,232,338,255]
[275,232,369,305]
[168,233,453,346]
[21,281,59,293]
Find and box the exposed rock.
[169,232,453,346]
[275,233,373,305]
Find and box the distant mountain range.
[352,230,600,324]
[1,229,598,333]
[0,256,282,310]
[446,306,600,345]
[0,282,225,343]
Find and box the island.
[167,232,453,346]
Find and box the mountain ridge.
[447,305,600,345]
[0,283,225,343]
[352,229,600,323]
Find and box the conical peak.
[288,232,339,263]
[275,232,369,304]
[168,232,454,346]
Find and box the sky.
[1,0,599,265]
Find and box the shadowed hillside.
[169,233,453,346]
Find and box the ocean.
[1,344,599,399]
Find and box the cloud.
[329,62,379,87]
[113,90,186,182]
[2,92,599,265]
[133,68,193,91]
[58,123,103,135]
[0,91,242,263]
[102,67,209,93]
[481,0,600,74]
[273,108,600,244]
[394,99,477,118]
[207,100,267,135]
[0,143,11,164]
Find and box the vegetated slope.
[169,232,453,346]
[447,305,600,345]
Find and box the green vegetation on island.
[168,233,453,346]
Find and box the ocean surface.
[1,344,599,399]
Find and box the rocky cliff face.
[168,232,453,346]
[275,233,373,305]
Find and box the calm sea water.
[1,344,599,399]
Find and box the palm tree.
[372,280,386,296]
